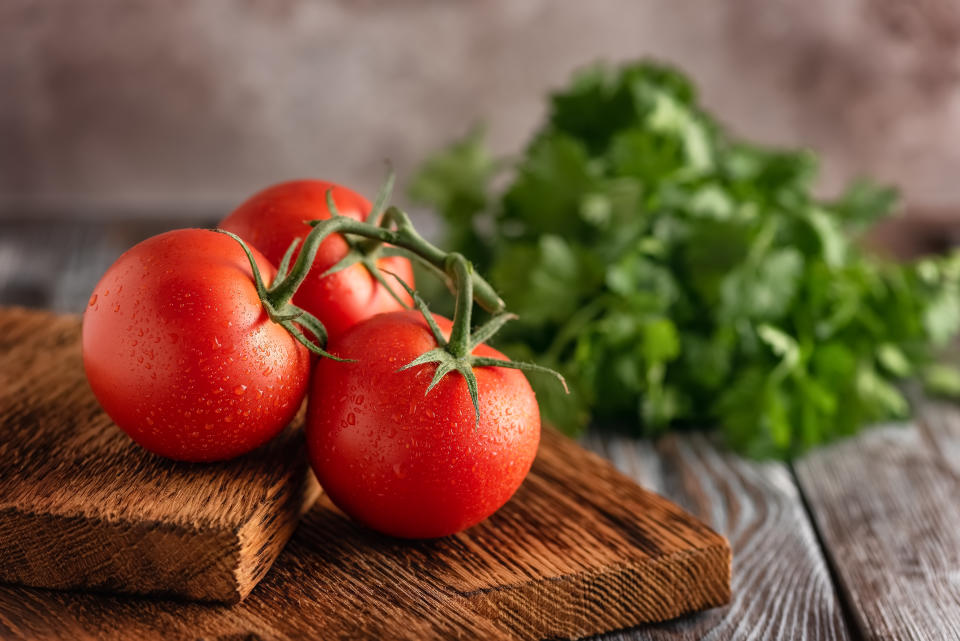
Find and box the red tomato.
[306,311,540,538]
[219,180,414,338]
[82,229,311,462]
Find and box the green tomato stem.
[445,254,473,358]
[289,207,505,314]
[264,220,332,310]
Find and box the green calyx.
[215,228,352,362]
[314,171,412,310]
[390,254,568,430]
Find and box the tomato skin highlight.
[219,180,414,338]
[306,311,540,538]
[82,229,311,462]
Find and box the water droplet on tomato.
[88,294,98,307]
[113,303,121,312]
[233,384,247,396]
[347,412,356,425]
[211,337,222,350]
[392,463,406,478]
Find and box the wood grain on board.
[0,307,321,603]
[584,433,851,641]
[794,414,960,641]
[0,305,731,640]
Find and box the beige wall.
[4,0,960,218]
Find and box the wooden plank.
[794,418,960,641]
[0,307,731,640]
[0,307,321,603]
[584,432,852,640]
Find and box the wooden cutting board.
[0,307,731,640]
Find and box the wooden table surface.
[2,219,959,641]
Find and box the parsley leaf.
[412,60,960,458]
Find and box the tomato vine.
[221,175,567,428]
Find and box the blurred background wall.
[3,0,960,231]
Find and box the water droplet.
[392,463,406,478]
[347,412,356,425]
[354,394,364,405]
[138,328,144,337]
[88,294,98,307]
[131,339,138,346]
[104,289,110,297]
[233,384,247,396]
[113,303,121,312]
[211,337,222,350]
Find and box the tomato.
[306,310,540,538]
[219,180,414,338]
[82,229,311,462]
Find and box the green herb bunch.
[410,61,960,458]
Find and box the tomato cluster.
[82,180,550,538]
